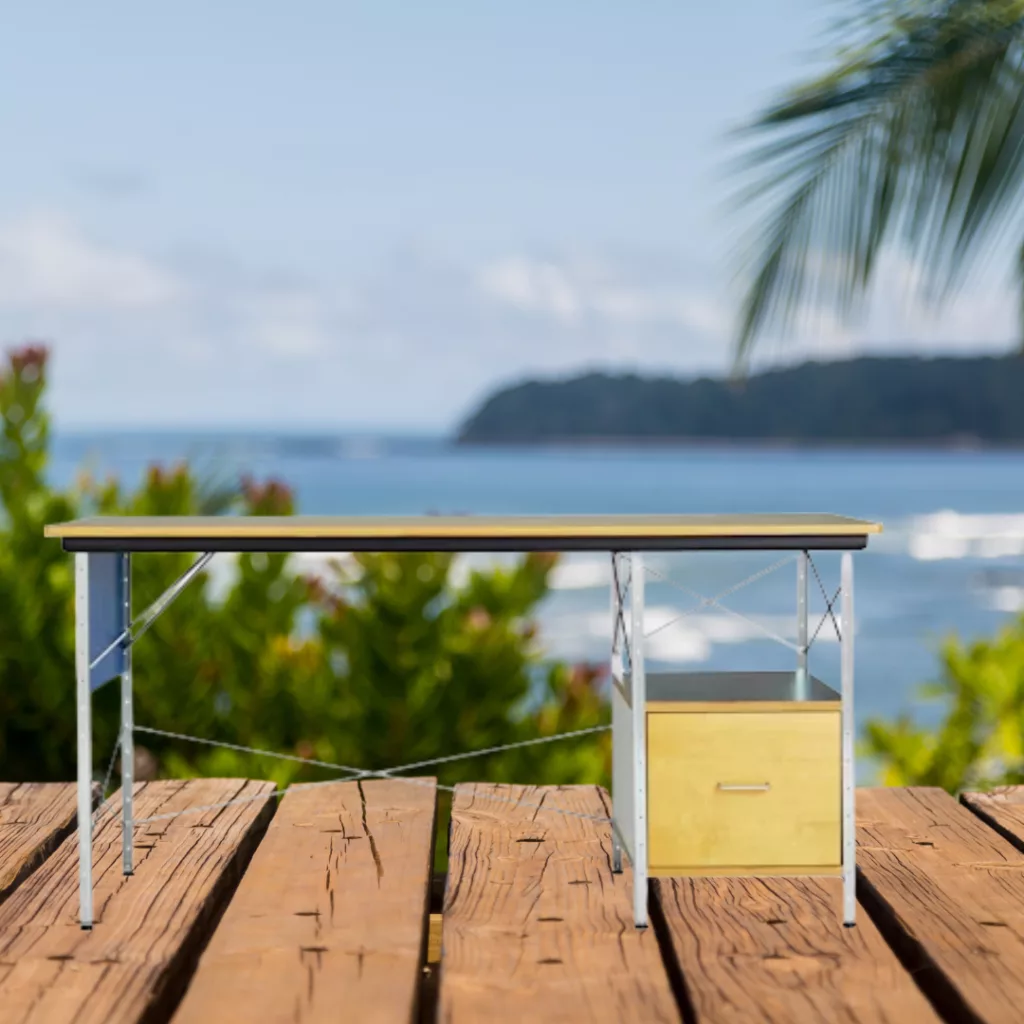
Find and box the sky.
[1,1,1017,430]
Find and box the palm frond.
[731,0,1024,371]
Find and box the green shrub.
[864,620,1024,791]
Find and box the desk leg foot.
[612,833,623,874]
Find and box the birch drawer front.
[647,710,841,873]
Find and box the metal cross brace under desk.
[44,513,882,930]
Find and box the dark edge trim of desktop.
[61,534,869,553]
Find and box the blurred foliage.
[0,344,79,780]
[864,616,1024,791]
[0,344,608,865]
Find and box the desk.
[45,513,881,929]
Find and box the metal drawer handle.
[716,783,771,792]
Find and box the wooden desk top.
[45,514,881,552]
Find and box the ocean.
[49,432,1024,779]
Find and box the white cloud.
[232,289,339,358]
[746,249,1017,365]
[478,248,1017,361]
[0,213,1014,428]
[477,257,583,324]
[476,254,732,336]
[0,209,357,368]
[855,249,1015,350]
[0,212,183,311]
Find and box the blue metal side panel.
[89,552,125,690]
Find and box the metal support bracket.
[88,551,215,675]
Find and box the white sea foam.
[981,585,1024,613]
[549,556,610,590]
[542,606,847,665]
[643,607,844,650]
[342,438,383,459]
[902,510,1024,561]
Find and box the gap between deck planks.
[440,783,681,1023]
[653,875,940,1024]
[961,786,1024,855]
[856,786,1024,1024]
[0,783,84,907]
[171,777,437,1024]
[0,778,274,1024]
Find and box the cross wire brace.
[807,553,843,647]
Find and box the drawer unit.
[639,671,842,877]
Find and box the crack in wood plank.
[172,778,436,1024]
[356,780,384,886]
[440,783,681,1023]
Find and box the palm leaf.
[730,0,1024,371]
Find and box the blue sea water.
[49,432,1024,778]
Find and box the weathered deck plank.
[856,786,1024,1024]
[0,777,274,1024]
[653,876,940,1023]
[172,777,437,1024]
[962,787,1024,853]
[9,779,1024,1023]
[0,783,81,906]
[440,783,681,1023]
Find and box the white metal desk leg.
[75,553,94,929]
[121,552,134,875]
[610,552,624,874]
[841,552,856,926]
[631,552,648,929]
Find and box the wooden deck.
[3,781,1024,1022]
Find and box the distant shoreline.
[453,435,1021,452]
[50,429,1024,455]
